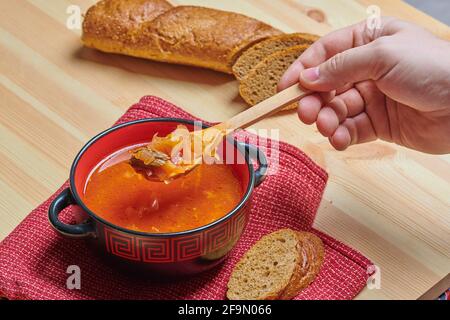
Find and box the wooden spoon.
[131,84,310,182]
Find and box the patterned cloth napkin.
[0,96,372,300]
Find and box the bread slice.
[226,229,324,300]
[239,45,309,111]
[232,33,319,80]
[226,229,302,300]
[82,1,282,74]
[279,231,324,299]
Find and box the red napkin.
[0,96,372,300]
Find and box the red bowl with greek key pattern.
[48,119,267,276]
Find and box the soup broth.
[82,146,244,233]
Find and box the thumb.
[300,43,383,92]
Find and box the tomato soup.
[82,146,244,233]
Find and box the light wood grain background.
[0,0,449,299]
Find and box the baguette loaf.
[82,0,282,73]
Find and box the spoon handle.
[218,84,310,132]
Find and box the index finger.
[278,20,370,91]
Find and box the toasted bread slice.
[279,231,324,299]
[232,33,319,80]
[226,229,302,300]
[239,45,309,111]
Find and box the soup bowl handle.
[48,188,96,238]
[241,143,268,187]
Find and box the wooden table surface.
[0,0,449,300]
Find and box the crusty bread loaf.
[239,45,309,111]
[82,0,282,73]
[82,0,172,57]
[227,229,324,300]
[232,33,319,80]
[226,229,302,300]
[279,231,324,300]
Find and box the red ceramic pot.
[48,118,267,276]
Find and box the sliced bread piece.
[232,33,319,80]
[226,229,302,300]
[279,231,324,299]
[239,45,309,111]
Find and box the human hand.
[278,17,450,154]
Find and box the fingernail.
[301,67,320,82]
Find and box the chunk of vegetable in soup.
[82,148,243,233]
